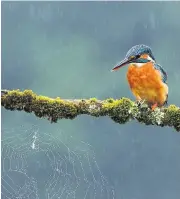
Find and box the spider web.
[1,124,115,199]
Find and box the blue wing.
[154,63,168,105]
[154,63,168,84]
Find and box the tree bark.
[1,89,180,132]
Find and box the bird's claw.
[151,103,158,111]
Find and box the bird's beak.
[111,57,131,72]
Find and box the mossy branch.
[1,89,180,132]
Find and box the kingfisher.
[111,44,168,110]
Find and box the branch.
[1,89,180,132]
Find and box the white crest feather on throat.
[134,63,145,67]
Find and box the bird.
[111,44,168,110]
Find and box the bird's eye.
[136,54,141,59]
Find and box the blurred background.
[1,1,180,199]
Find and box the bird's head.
[111,44,156,71]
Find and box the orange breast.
[127,62,168,106]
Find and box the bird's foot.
[151,103,158,111]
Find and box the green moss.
[163,105,180,131]
[102,98,134,124]
[89,98,97,102]
[106,98,114,103]
[1,89,78,123]
[77,100,88,114]
[134,102,152,125]
[33,95,78,122]
[2,90,33,111]
[1,89,180,131]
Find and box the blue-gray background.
[1,1,180,199]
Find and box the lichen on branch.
[1,89,180,132]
